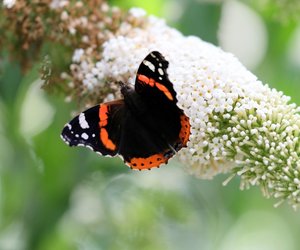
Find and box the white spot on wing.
[85,145,93,150]
[158,68,164,75]
[60,134,69,145]
[81,133,89,140]
[79,113,89,129]
[92,134,95,137]
[143,60,155,72]
[66,123,72,130]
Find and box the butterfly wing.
[61,100,125,156]
[115,51,191,170]
[116,110,190,170]
[61,51,191,170]
[117,109,175,170]
[135,51,177,103]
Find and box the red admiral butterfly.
[61,51,190,170]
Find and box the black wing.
[116,108,176,170]
[116,107,190,170]
[61,100,125,156]
[134,51,177,103]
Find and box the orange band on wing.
[179,114,190,146]
[137,74,149,83]
[155,82,173,101]
[137,74,173,101]
[149,78,156,87]
[100,128,116,151]
[99,104,117,151]
[137,74,155,87]
[127,153,169,170]
[99,104,108,127]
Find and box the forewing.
[135,51,177,103]
[61,100,125,156]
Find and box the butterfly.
[61,51,190,170]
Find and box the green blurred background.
[1,0,300,249]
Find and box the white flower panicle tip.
[71,8,300,209]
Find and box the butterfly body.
[61,51,190,170]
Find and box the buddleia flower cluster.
[65,8,300,209]
[2,2,300,209]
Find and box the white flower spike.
[70,8,300,209]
